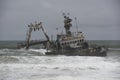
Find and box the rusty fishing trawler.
[17,13,107,56]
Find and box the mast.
[63,13,72,35]
[75,17,78,33]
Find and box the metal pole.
[75,17,78,33]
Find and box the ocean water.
[0,41,120,80]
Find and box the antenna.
[75,17,78,33]
[62,13,66,16]
[56,27,59,35]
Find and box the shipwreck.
[17,13,107,56]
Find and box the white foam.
[0,51,120,80]
[0,62,119,80]
[108,48,120,51]
[14,76,120,80]
[29,49,51,55]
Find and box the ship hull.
[45,48,107,57]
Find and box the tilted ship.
[17,13,107,56]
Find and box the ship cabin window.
[79,40,81,42]
[62,42,68,46]
[81,39,84,42]
[74,41,76,43]
[65,42,69,45]
[61,43,64,45]
[75,41,77,43]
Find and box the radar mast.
[63,13,72,35]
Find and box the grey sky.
[0,0,120,40]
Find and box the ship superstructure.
[55,13,88,50]
[57,32,84,49]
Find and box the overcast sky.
[0,0,120,40]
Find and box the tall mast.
[75,17,78,33]
[63,13,72,35]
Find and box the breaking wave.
[0,56,120,80]
[108,48,120,51]
[0,48,49,56]
[29,49,51,55]
[0,48,120,80]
